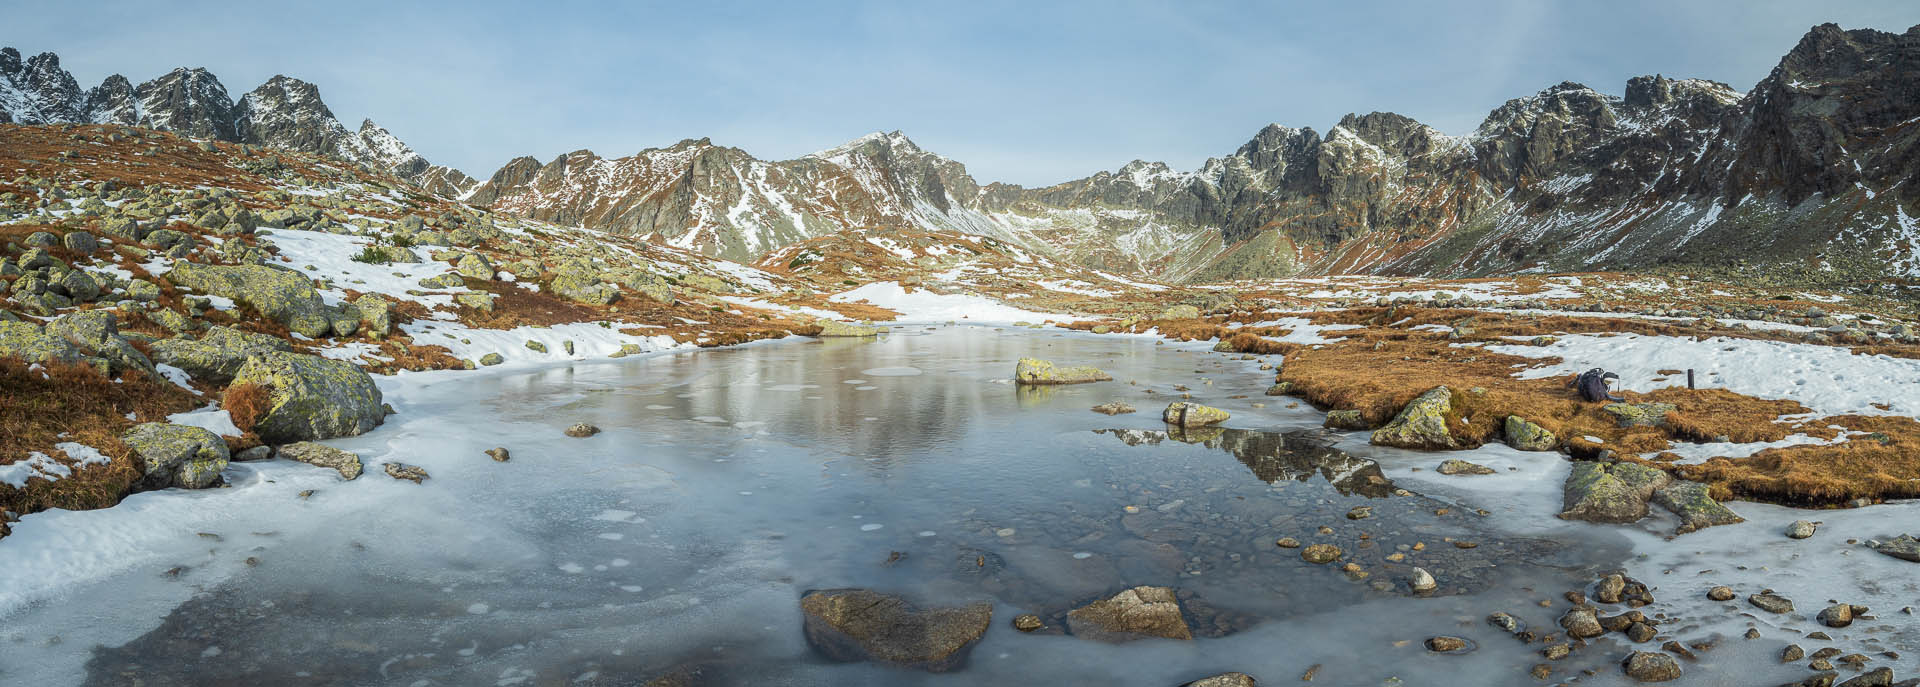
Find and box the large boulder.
[1163,402,1229,428]
[799,589,992,673]
[1503,415,1557,451]
[1603,402,1677,428]
[1370,386,1459,449]
[1159,304,1201,320]
[230,352,384,443]
[1014,357,1111,384]
[607,268,675,304]
[353,293,392,339]
[122,423,229,489]
[168,261,333,337]
[817,321,883,337]
[455,252,493,281]
[1066,586,1192,642]
[549,260,619,305]
[150,326,293,383]
[46,310,155,377]
[0,320,86,365]
[1559,461,1672,523]
[1650,482,1744,534]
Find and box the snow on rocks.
[398,319,684,368]
[829,281,1085,324]
[262,228,468,309]
[0,443,112,489]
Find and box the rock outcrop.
[1559,461,1671,523]
[149,325,293,383]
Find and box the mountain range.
[5,23,1917,286]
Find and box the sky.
[9,1,1917,186]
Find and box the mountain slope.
[0,47,474,196]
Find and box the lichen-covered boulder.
[1014,357,1111,384]
[0,320,90,366]
[168,261,332,337]
[417,272,464,289]
[1159,304,1201,320]
[1503,415,1557,451]
[277,441,363,480]
[150,326,293,383]
[549,260,619,305]
[122,422,229,489]
[352,293,392,339]
[231,351,384,443]
[1163,402,1229,427]
[817,321,882,337]
[56,269,101,302]
[800,588,992,672]
[1066,585,1192,642]
[608,268,675,304]
[1370,386,1459,449]
[1869,534,1920,562]
[47,310,156,377]
[1650,482,1743,534]
[1603,402,1677,428]
[455,252,493,281]
[1559,461,1672,523]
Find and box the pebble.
[1707,586,1734,601]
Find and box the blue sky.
[10,1,1917,185]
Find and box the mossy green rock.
[1370,386,1459,449]
[150,326,293,383]
[1159,304,1201,320]
[455,252,493,280]
[1324,409,1370,430]
[122,422,229,489]
[1265,382,1295,396]
[417,273,464,289]
[353,293,392,339]
[47,310,154,377]
[479,352,504,366]
[1162,402,1229,427]
[1602,402,1677,428]
[231,351,384,443]
[550,260,619,305]
[1650,482,1743,534]
[818,321,883,337]
[1014,357,1111,384]
[455,292,496,312]
[1559,461,1672,524]
[0,320,85,364]
[147,308,196,334]
[525,340,547,353]
[679,273,732,294]
[168,261,332,337]
[1503,415,1558,451]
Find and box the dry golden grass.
[0,357,200,534]
[220,382,271,434]
[1675,415,1920,505]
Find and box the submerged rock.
[1437,459,1495,475]
[384,462,428,484]
[1014,357,1111,384]
[817,321,883,337]
[564,422,601,438]
[1370,386,1458,449]
[799,588,991,672]
[1182,672,1257,687]
[1066,586,1192,642]
[1323,409,1369,430]
[1300,544,1341,564]
[1162,402,1229,428]
[278,442,363,480]
[122,423,229,489]
[1650,482,1743,534]
[1559,461,1671,523]
[1503,415,1557,451]
[231,352,384,444]
[1091,402,1136,415]
[1869,534,1920,562]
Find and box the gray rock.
[1869,534,1920,562]
[47,309,155,377]
[817,321,883,337]
[1786,520,1818,539]
[1559,461,1671,523]
[0,320,86,365]
[277,442,362,480]
[1621,651,1681,682]
[1437,459,1495,475]
[122,423,229,489]
[149,326,293,383]
[564,422,600,438]
[1370,386,1458,449]
[1014,357,1110,384]
[1182,673,1257,687]
[384,462,428,483]
[168,261,334,337]
[800,588,991,672]
[455,252,493,281]
[1748,592,1794,614]
[61,231,97,255]
[230,352,384,443]
[1650,482,1743,534]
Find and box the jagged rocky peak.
[134,66,240,141]
[237,75,346,154]
[83,74,139,125]
[1623,74,1739,109]
[1115,159,1180,187]
[0,47,20,75]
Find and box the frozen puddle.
[0,328,1912,686]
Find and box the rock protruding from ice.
[799,588,992,672]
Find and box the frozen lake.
[1,326,1913,686]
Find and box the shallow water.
[1,327,1912,686]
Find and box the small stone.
[1787,520,1818,539]
[1749,592,1794,614]
[1409,567,1436,593]
[1425,636,1470,652]
[1542,643,1571,661]
[1275,537,1301,549]
[1437,459,1496,475]
[486,447,510,462]
[1818,603,1854,628]
[1560,607,1603,639]
[1346,505,1372,520]
[1012,614,1043,632]
[1091,402,1136,415]
[1627,622,1658,643]
[564,422,600,438]
[1530,664,1551,680]
[1706,586,1735,601]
